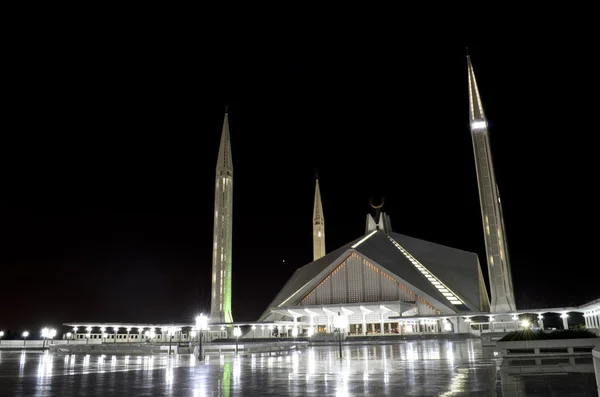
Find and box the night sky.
[2,37,598,334]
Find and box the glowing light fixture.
[471,120,487,130]
[520,320,530,328]
[196,314,208,331]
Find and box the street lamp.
[333,312,348,360]
[86,327,92,345]
[0,331,4,346]
[41,327,49,349]
[42,328,56,348]
[22,331,29,347]
[66,332,72,345]
[195,314,208,361]
[233,327,241,354]
[167,327,176,355]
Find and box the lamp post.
[0,331,4,346]
[333,312,348,360]
[22,331,29,347]
[50,329,56,347]
[41,327,49,349]
[195,314,208,361]
[168,327,176,355]
[66,332,72,345]
[233,327,241,354]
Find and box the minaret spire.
[209,111,234,325]
[467,55,516,313]
[313,176,326,261]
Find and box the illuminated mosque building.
[63,56,600,342]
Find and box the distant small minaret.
[313,177,326,261]
[209,110,234,325]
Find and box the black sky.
[2,32,598,333]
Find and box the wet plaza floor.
[0,339,597,396]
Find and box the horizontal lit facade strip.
[387,236,464,306]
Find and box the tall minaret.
[313,177,326,261]
[209,110,234,324]
[467,55,516,313]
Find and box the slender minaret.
[467,55,516,313]
[313,177,326,261]
[209,110,234,324]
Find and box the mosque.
[64,56,600,342]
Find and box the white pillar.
[562,313,569,330]
[585,314,590,328]
[327,316,332,333]
[380,313,385,335]
[361,314,366,336]
[538,315,544,330]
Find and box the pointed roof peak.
[467,55,486,124]
[216,111,233,173]
[313,177,324,222]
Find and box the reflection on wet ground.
[0,339,597,396]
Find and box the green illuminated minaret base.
[209,111,234,324]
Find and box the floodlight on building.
[537,314,543,320]
[251,325,257,330]
[560,313,569,319]
[73,327,77,333]
[520,320,530,328]
[489,316,494,322]
[512,315,519,321]
[86,327,92,333]
[101,327,106,333]
[126,328,131,332]
[220,326,225,331]
[233,327,242,337]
